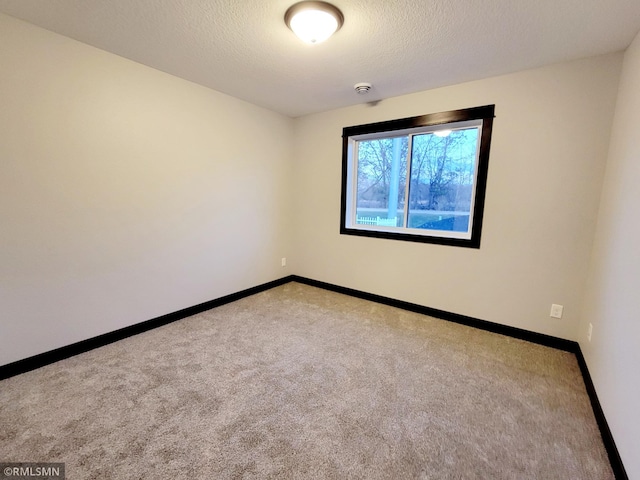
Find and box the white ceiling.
[1,0,639,118]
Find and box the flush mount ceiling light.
[285,1,344,44]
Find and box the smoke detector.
[354,82,372,94]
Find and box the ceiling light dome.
[285,1,344,44]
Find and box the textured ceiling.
[1,0,639,117]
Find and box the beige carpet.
[0,282,613,479]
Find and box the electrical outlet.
[281,257,286,267]
[550,304,564,319]
[587,323,593,342]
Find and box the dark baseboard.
[574,347,629,480]
[290,275,628,480]
[290,275,577,352]
[0,275,295,381]
[1,273,627,478]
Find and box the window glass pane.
[355,137,408,227]
[408,127,479,232]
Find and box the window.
[340,105,495,248]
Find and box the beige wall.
[579,30,640,479]
[292,54,622,340]
[0,14,294,366]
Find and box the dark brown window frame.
[340,104,495,248]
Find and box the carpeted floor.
[0,282,613,479]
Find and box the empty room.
[1,1,639,478]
